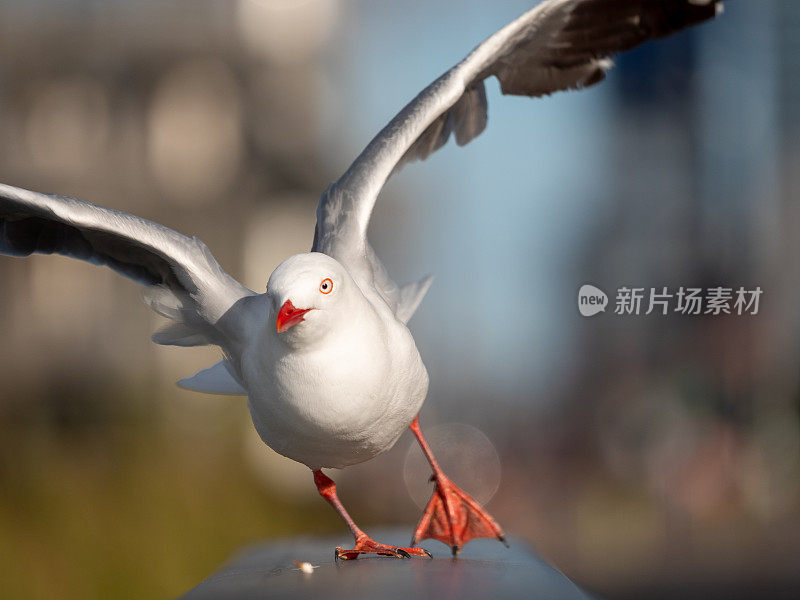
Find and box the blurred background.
[0,1,798,598]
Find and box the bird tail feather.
[396,275,434,324]
[177,360,247,396]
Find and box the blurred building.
[0,0,336,417]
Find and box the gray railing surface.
[179,529,595,600]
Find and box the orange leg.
[313,469,432,560]
[409,416,508,556]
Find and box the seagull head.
[266,252,354,345]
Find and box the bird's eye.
[319,278,333,294]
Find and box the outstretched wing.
[313,0,722,316]
[0,182,256,349]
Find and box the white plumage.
[244,253,428,469]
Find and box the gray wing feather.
[151,322,212,347]
[313,0,722,319]
[395,82,489,174]
[0,182,254,347]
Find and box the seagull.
[0,0,722,559]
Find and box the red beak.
[276,299,312,333]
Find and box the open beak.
[276,299,312,333]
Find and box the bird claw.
[334,536,431,560]
[412,474,506,555]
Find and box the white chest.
[242,320,428,469]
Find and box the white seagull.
[0,0,722,559]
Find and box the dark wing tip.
[493,0,723,99]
